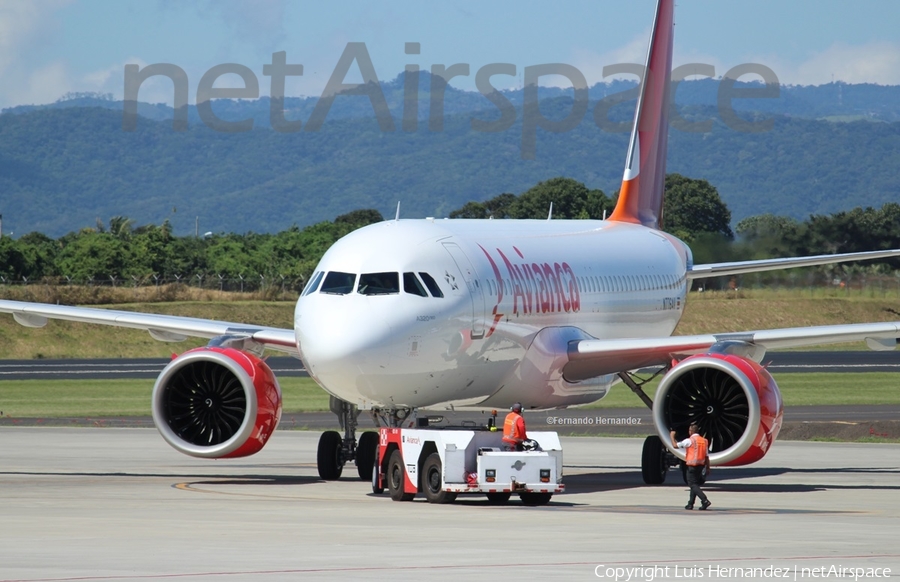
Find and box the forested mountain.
[7,76,900,125]
[1,77,899,237]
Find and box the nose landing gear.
[316,396,414,482]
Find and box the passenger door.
[442,242,486,339]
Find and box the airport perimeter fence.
[0,273,306,303]
[706,271,900,298]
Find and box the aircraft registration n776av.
[2,0,899,486]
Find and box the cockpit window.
[419,272,444,298]
[302,271,324,296]
[358,272,400,295]
[403,272,428,297]
[320,271,356,295]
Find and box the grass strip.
[0,377,327,417]
[1,373,897,418]
[586,372,900,408]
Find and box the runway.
[0,357,308,380]
[1,428,897,581]
[2,350,900,380]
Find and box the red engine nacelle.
[151,347,282,458]
[653,353,783,466]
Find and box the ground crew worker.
[502,402,527,451]
[671,422,711,510]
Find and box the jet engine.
[653,353,783,466]
[151,347,282,458]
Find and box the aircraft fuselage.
[294,218,691,410]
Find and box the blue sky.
[2,0,899,109]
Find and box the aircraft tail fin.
[608,0,674,230]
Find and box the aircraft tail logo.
[608,0,674,230]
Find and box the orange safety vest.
[502,412,526,445]
[685,433,709,466]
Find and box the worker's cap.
[511,402,522,413]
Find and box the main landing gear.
[316,396,413,482]
[617,370,683,485]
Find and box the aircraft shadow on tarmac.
[560,465,900,495]
[7,464,898,500]
[1,471,322,487]
[179,476,324,487]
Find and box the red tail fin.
[608,0,674,230]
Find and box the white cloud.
[83,63,120,90]
[570,36,900,90]
[1,61,72,109]
[0,55,187,109]
[0,0,74,107]
[194,0,288,50]
[569,30,731,88]
[570,30,650,86]
[743,41,900,86]
[792,41,900,85]
[104,58,185,106]
[1,59,117,109]
[0,1,64,76]
[24,62,71,103]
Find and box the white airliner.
[2,0,899,485]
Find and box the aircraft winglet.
[608,0,674,230]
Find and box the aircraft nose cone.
[294,295,396,390]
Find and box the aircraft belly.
[352,323,525,408]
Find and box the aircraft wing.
[688,248,900,279]
[0,300,299,355]
[564,321,900,381]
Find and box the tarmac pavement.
[1,428,898,581]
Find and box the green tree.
[108,216,135,240]
[15,232,60,279]
[735,213,804,258]
[205,237,247,279]
[335,209,383,228]
[484,193,517,218]
[449,180,611,220]
[449,201,489,219]
[128,222,173,279]
[162,236,208,278]
[449,194,516,219]
[510,177,611,219]
[662,174,733,242]
[0,236,27,279]
[55,232,128,282]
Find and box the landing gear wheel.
[519,492,552,506]
[486,492,511,505]
[641,435,667,485]
[681,462,708,485]
[317,430,343,480]
[422,453,457,504]
[371,458,384,495]
[356,431,378,481]
[387,450,415,502]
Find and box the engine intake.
[654,353,783,466]
[152,347,282,458]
